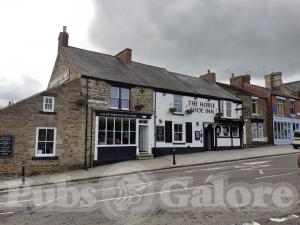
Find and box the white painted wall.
[152,92,241,149]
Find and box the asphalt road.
[0,152,300,225]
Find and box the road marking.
[95,184,213,203]
[243,161,270,165]
[255,171,300,180]
[0,211,14,215]
[202,166,231,171]
[269,214,299,222]
[91,176,192,193]
[258,170,264,175]
[241,222,260,225]
[0,199,33,205]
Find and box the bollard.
[22,164,25,185]
[173,148,176,165]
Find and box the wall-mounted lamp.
[196,122,199,126]
[159,119,163,124]
[140,88,145,94]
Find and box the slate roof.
[285,81,300,94]
[62,46,241,101]
[216,82,262,97]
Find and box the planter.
[135,104,145,111]
[185,109,193,115]
[169,107,177,113]
[215,112,223,117]
[76,98,87,108]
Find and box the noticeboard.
[0,135,14,158]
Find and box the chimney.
[265,72,282,89]
[199,69,216,82]
[116,48,132,63]
[58,26,69,49]
[230,74,251,87]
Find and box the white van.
[292,131,300,149]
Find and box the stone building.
[216,80,268,147]
[0,27,243,176]
[229,73,300,145]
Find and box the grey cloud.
[0,75,42,107]
[89,0,300,83]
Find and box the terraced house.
[0,27,243,176]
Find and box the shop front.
[94,110,153,165]
[273,116,300,145]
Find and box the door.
[204,125,214,151]
[139,125,148,152]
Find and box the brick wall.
[0,79,85,176]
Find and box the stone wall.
[47,50,81,89]
[0,79,85,176]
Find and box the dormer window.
[43,96,55,112]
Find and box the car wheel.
[293,145,297,149]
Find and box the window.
[173,123,183,142]
[290,100,296,115]
[174,95,183,113]
[232,126,239,137]
[276,99,285,116]
[36,128,56,156]
[226,101,232,117]
[252,122,264,140]
[252,97,258,115]
[219,101,224,114]
[110,86,130,110]
[43,96,54,112]
[216,126,221,137]
[97,117,136,145]
[223,126,230,137]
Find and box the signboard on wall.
[49,69,70,88]
[186,100,216,114]
[0,136,14,158]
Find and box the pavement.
[1,151,300,225]
[0,145,299,191]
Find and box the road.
[0,153,300,225]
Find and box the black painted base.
[94,146,137,166]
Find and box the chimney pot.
[63,26,67,33]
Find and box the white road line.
[91,176,192,193]
[269,214,299,222]
[243,161,270,165]
[258,170,264,175]
[95,184,213,203]
[0,211,14,215]
[0,199,33,205]
[202,166,231,171]
[255,171,300,180]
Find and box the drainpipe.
[154,91,157,155]
[84,78,89,170]
[90,107,94,168]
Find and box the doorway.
[204,125,214,151]
[138,125,148,152]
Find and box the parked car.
[292,131,300,149]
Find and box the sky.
[1,0,300,106]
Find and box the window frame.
[35,127,56,157]
[173,122,184,143]
[110,86,130,110]
[43,96,55,112]
[173,95,183,113]
[290,100,296,115]
[276,99,285,116]
[251,97,258,115]
[226,101,232,118]
[96,117,137,146]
